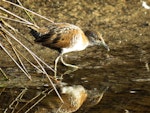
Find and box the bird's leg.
[54,55,61,78]
[60,55,79,68]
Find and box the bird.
[30,23,110,77]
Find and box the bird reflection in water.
[35,85,108,113]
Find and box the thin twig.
[0,31,31,80]
[0,43,32,80]
[0,16,30,25]
[2,0,54,23]
[38,67,64,103]
[0,6,39,28]
[1,24,63,103]
[30,54,63,103]
[0,68,9,80]
[0,4,63,103]
[1,19,33,45]
[15,48,44,74]
[4,35,30,75]
[0,24,54,72]
[17,0,37,25]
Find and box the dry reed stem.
[5,35,30,75]
[0,42,32,80]
[17,0,37,25]
[15,48,45,74]
[0,1,64,103]
[1,24,63,102]
[0,6,54,73]
[0,24,54,72]
[1,19,33,45]
[0,6,37,28]
[0,68,9,80]
[3,0,54,23]
[0,30,32,80]
[0,16,32,25]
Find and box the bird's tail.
[28,25,41,39]
[28,25,50,42]
[30,28,41,39]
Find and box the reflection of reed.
[1,87,53,113]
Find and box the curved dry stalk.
[1,20,44,75]
[0,30,31,79]
[3,0,54,23]
[15,48,58,81]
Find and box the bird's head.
[84,30,110,51]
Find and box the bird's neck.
[86,36,96,46]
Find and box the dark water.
[0,0,150,113]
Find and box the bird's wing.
[42,28,81,49]
[30,23,82,49]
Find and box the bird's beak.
[101,41,110,51]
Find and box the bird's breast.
[62,33,89,54]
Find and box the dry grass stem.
[0,6,37,28]
[6,37,30,74]
[0,16,31,25]
[15,48,45,74]
[1,23,63,103]
[0,42,32,80]
[0,1,64,104]
[1,24,54,73]
[3,0,54,23]
[16,89,50,113]
[1,19,33,45]
[0,68,9,80]
[17,0,37,25]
